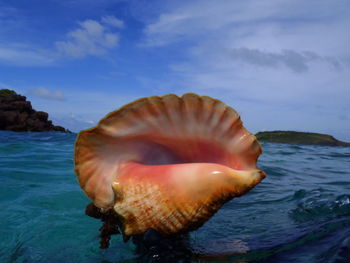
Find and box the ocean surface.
[0,130,349,263]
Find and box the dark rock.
[13,101,32,112]
[0,89,69,132]
[35,111,48,121]
[26,119,46,131]
[6,124,27,132]
[0,102,18,111]
[18,112,29,123]
[1,111,18,124]
[53,125,67,132]
[0,111,17,128]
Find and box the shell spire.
[74,93,265,237]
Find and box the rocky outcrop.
[0,89,69,132]
[256,131,350,147]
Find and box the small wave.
[290,190,350,223]
[259,165,292,177]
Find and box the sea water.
[0,131,349,263]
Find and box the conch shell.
[74,93,265,238]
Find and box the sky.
[0,0,349,141]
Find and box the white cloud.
[101,15,124,28]
[55,19,120,58]
[0,15,124,66]
[28,87,65,100]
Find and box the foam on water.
[0,131,349,262]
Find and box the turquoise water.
[0,131,349,263]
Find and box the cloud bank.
[141,0,350,137]
[230,48,342,73]
[55,18,120,58]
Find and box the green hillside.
[256,131,350,147]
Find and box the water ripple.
[1,132,350,262]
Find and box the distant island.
[0,89,69,132]
[256,131,350,147]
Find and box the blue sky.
[1,0,349,141]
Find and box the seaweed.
[85,203,121,249]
